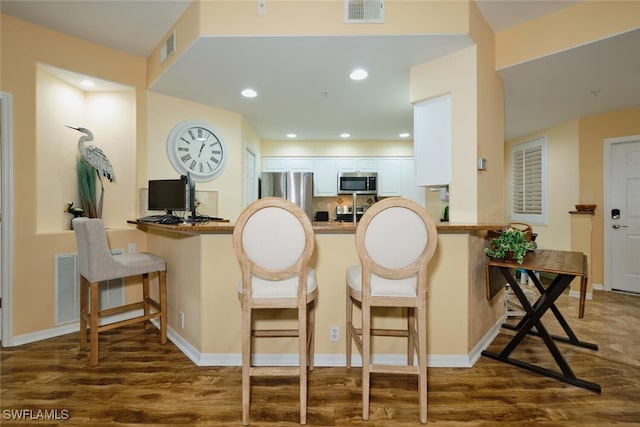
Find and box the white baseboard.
[170,317,506,369]
[10,312,505,370]
[466,314,505,367]
[10,309,146,347]
[11,323,79,347]
[568,282,603,300]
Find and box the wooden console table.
[483,249,600,392]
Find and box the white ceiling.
[2,0,638,141]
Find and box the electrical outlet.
[329,325,340,342]
[127,243,136,253]
[257,0,266,15]
[178,311,185,328]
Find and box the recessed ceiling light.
[286,133,297,138]
[399,132,410,138]
[349,69,368,81]
[81,79,95,88]
[340,133,351,138]
[241,88,257,98]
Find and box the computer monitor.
[187,173,197,219]
[148,177,187,215]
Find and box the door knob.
[612,224,628,229]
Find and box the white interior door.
[1,92,14,346]
[0,97,3,343]
[608,137,640,293]
[244,149,256,207]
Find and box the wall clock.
[167,120,227,182]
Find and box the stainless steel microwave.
[337,172,378,195]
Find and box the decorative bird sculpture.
[64,201,85,217]
[66,125,115,218]
[64,201,85,230]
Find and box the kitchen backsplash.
[313,191,448,223]
[313,194,380,221]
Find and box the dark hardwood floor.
[2,290,639,426]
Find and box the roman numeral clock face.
[167,120,227,181]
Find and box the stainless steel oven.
[336,205,368,222]
[337,172,377,195]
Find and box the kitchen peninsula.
[134,221,505,368]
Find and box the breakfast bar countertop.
[130,220,504,235]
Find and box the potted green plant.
[485,228,536,264]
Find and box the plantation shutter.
[511,137,545,222]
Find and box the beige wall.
[146,91,251,220]
[408,0,508,225]
[579,107,640,285]
[505,120,580,252]
[469,0,505,224]
[4,0,637,346]
[496,1,640,287]
[148,0,473,86]
[504,108,640,287]
[147,229,493,358]
[36,65,137,232]
[261,139,413,158]
[495,1,640,70]
[410,46,479,224]
[1,15,149,336]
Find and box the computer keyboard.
[137,215,181,224]
[137,214,224,224]
[189,215,224,222]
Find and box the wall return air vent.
[160,30,176,64]
[344,0,384,23]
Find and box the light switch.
[477,157,487,171]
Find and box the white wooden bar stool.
[232,197,317,425]
[345,197,438,423]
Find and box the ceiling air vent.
[160,30,176,64]
[344,0,384,23]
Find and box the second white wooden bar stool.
[345,197,438,423]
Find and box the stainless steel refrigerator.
[260,172,314,221]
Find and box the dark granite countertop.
[130,220,504,235]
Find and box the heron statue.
[66,125,115,218]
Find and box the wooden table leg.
[482,266,601,393]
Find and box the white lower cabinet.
[313,157,338,196]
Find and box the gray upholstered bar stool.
[72,217,167,366]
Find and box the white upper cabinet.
[313,158,338,197]
[378,157,425,205]
[377,158,403,196]
[400,157,425,206]
[262,157,289,172]
[263,157,313,172]
[414,94,451,186]
[288,157,314,172]
[338,157,378,173]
